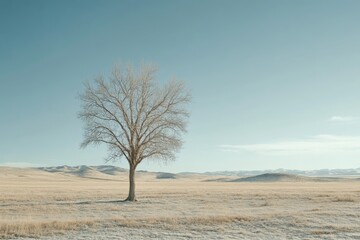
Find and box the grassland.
[0,167,359,239]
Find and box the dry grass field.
[1,167,360,239]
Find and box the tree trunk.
[126,165,136,201]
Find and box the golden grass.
[311,230,333,235]
[0,219,96,238]
[0,215,257,238]
[334,195,356,202]
[0,169,359,238]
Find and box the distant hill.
[156,172,177,179]
[4,165,357,178]
[206,173,357,183]
[93,165,127,175]
[37,165,128,179]
[39,165,126,174]
[202,168,360,177]
[232,173,315,182]
[1,165,359,182]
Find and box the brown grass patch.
[334,195,356,202]
[0,215,254,238]
[113,215,254,229]
[0,219,96,239]
[311,230,333,235]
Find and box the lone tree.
[79,63,190,201]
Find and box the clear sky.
[1,0,360,172]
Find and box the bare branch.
[79,63,190,170]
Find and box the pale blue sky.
[1,0,360,172]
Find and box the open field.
[1,167,360,239]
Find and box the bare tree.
[78,63,190,201]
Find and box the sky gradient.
[1,0,360,172]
